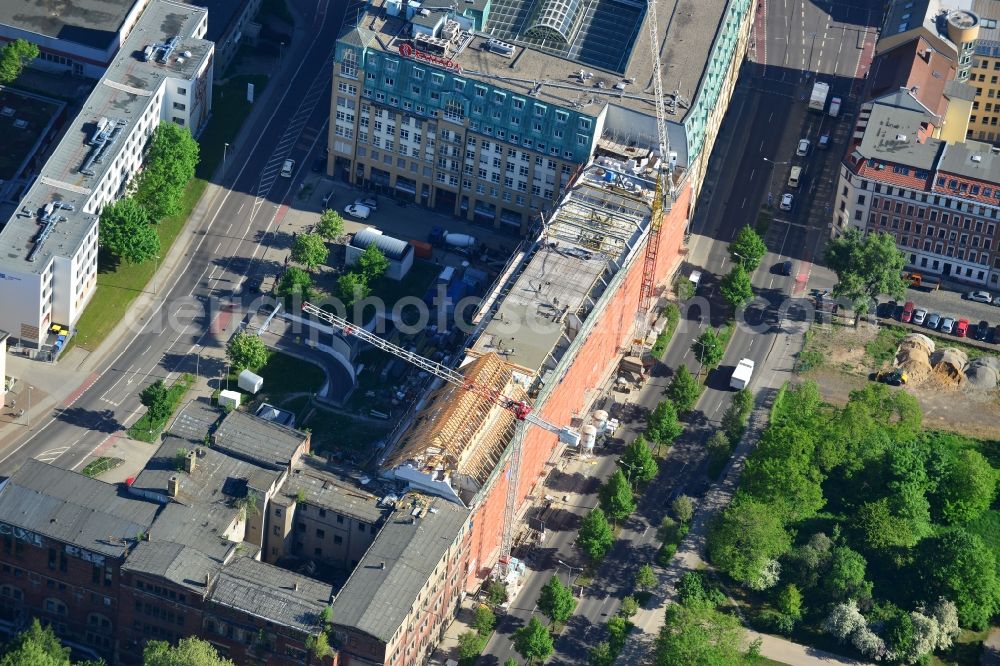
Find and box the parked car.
[818,134,830,150]
[956,318,970,337]
[280,159,295,177]
[796,139,811,156]
[775,260,793,276]
[245,276,262,294]
[355,196,378,211]
[877,300,897,318]
[926,313,941,330]
[344,203,371,219]
[964,290,993,304]
[900,301,915,323]
[940,316,956,334]
[975,320,991,341]
[991,324,1000,344]
[780,193,794,211]
[912,307,927,325]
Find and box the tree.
[822,600,867,643]
[226,330,269,371]
[337,272,371,307]
[578,507,615,562]
[538,575,576,623]
[672,495,695,524]
[776,583,803,620]
[665,366,701,414]
[473,604,496,635]
[635,563,657,592]
[140,379,172,422]
[825,228,907,317]
[823,546,872,605]
[0,39,39,84]
[741,423,826,522]
[921,528,1000,629]
[707,495,791,590]
[316,209,344,240]
[278,266,314,300]
[134,123,200,221]
[143,638,235,665]
[619,595,639,618]
[0,619,70,666]
[691,329,725,369]
[292,233,329,271]
[647,400,683,447]
[930,448,997,525]
[854,498,919,552]
[512,617,553,664]
[676,572,724,609]
[720,264,753,311]
[486,580,509,607]
[304,632,333,662]
[600,469,636,522]
[588,641,614,666]
[606,615,630,650]
[504,660,520,666]
[357,244,390,282]
[99,197,161,264]
[729,225,767,271]
[655,599,748,666]
[457,631,487,660]
[620,436,658,485]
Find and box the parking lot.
[882,284,1000,344]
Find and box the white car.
[912,307,927,325]
[965,290,993,304]
[344,203,371,219]
[796,139,810,156]
[280,159,295,177]
[779,193,794,211]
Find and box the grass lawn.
[81,457,124,478]
[73,75,270,352]
[128,374,194,442]
[931,629,988,665]
[650,303,681,359]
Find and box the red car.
[956,318,970,337]
[901,301,915,323]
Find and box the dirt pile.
[895,334,935,384]
[967,357,1000,391]
[930,348,969,388]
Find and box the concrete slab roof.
[0,459,158,558]
[938,139,1000,180]
[0,0,146,49]
[330,495,468,641]
[857,98,941,170]
[0,0,210,276]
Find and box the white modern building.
[0,0,213,349]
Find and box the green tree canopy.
[854,497,920,552]
[620,435,659,485]
[139,379,172,422]
[226,329,269,371]
[98,197,160,264]
[929,448,997,525]
[357,244,390,282]
[672,495,695,524]
[707,495,791,589]
[277,266,314,300]
[291,233,329,271]
[134,123,200,221]
[635,563,657,591]
[473,604,496,635]
[666,366,701,413]
[720,264,753,311]
[822,546,872,605]
[600,469,636,522]
[0,619,70,666]
[143,638,234,665]
[538,575,576,623]
[578,506,615,562]
[741,423,826,521]
[457,631,486,660]
[920,528,1000,629]
[655,599,749,666]
[513,617,554,664]
[729,225,767,271]
[824,228,907,316]
[776,583,803,620]
[692,328,725,369]
[0,39,40,84]
[338,272,371,307]
[316,209,345,240]
[647,400,684,446]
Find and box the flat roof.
[0,459,158,558]
[938,139,1000,180]
[0,0,211,276]
[331,495,469,641]
[0,0,146,49]
[857,98,940,170]
[212,411,308,470]
[470,159,652,373]
[210,557,334,632]
[282,458,387,525]
[344,0,730,124]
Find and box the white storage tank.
[592,410,609,435]
[581,424,598,452]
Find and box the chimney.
[184,450,197,474]
[380,561,386,570]
[923,47,933,62]
[293,581,299,591]
[204,573,210,587]
[167,475,179,497]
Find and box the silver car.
[940,316,956,334]
[912,308,927,325]
[925,313,941,330]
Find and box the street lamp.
[223,142,229,168]
[25,385,32,428]
[762,157,789,207]
[152,255,161,294]
[556,560,579,595]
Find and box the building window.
[172,102,186,111]
[316,529,325,538]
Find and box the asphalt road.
[0,0,345,476]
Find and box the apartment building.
[971,0,1000,141]
[0,0,213,349]
[329,0,753,233]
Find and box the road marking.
[215,242,222,253]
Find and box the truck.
[730,358,755,390]
[809,81,830,111]
[828,96,842,118]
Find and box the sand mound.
[895,334,935,384]
[967,358,1000,390]
[930,348,969,387]
[900,333,935,355]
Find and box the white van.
[788,166,802,188]
[280,159,295,177]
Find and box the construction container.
[219,390,241,409]
[238,369,263,394]
[409,239,433,259]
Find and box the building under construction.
[382,149,691,590]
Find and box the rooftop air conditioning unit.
[972,154,983,162]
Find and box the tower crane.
[301,302,580,446]
[636,0,673,334]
